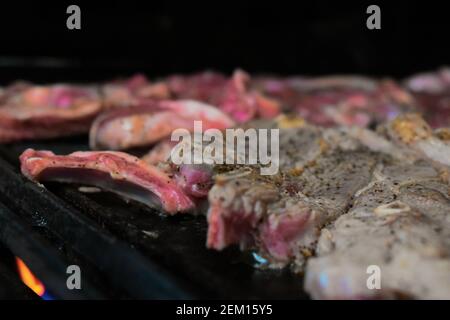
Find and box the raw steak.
[20,149,195,214]
[89,99,235,150]
[253,76,415,127]
[404,67,450,128]
[101,74,170,108]
[167,70,281,122]
[0,83,102,142]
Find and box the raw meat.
[0,83,102,142]
[102,74,170,108]
[403,68,450,128]
[253,76,415,127]
[89,99,235,150]
[20,148,195,214]
[167,70,281,122]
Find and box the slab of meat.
[101,74,170,108]
[253,76,415,127]
[141,139,177,165]
[139,116,290,197]
[204,113,450,273]
[167,70,281,122]
[149,116,418,267]
[140,139,215,198]
[166,71,227,102]
[404,67,450,128]
[381,113,450,169]
[89,99,235,150]
[305,162,450,299]
[20,149,195,214]
[206,122,380,269]
[0,83,102,143]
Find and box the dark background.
[0,0,448,83]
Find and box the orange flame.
[16,257,46,297]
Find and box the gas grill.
[0,1,448,301]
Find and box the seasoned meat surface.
[305,162,450,299]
